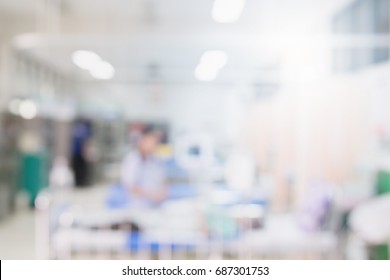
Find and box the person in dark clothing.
[71,120,92,187]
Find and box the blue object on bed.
[126,233,196,252]
[164,158,189,180]
[125,232,241,252]
[106,183,198,209]
[106,184,131,209]
[168,184,198,199]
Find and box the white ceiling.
[1,0,353,85]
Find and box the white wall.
[79,82,255,148]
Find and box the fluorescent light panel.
[72,50,115,80]
[19,100,38,120]
[194,50,228,82]
[90,61,115,80]
[72,50,101,70]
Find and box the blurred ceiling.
[0,0,353,85]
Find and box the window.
[332,0,390,73]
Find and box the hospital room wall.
[242,64,390,212]
[79,82,251,147]
[241,89,301,211]
[0,42,79,163]
[0,43,12,113]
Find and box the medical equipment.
[174,133,215,171]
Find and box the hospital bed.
[35,184,339,260]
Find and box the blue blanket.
[106,184,198,209]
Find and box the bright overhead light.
[19,100,38,120]
[212,0,246,23]
[72,50,101,70]
[194,50,228,82]
[90,61,115,80]
[200,50,228,69]
[72,50,115,80]
[195,64,219,82]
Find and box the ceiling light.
[72,50,101,70]
[200,50,228,69]
[212,0,246,23]
[19,100,38,120]
[72,50,115,80]
[195,64,219,82]
[90,61,115,80]
[194,50,228,82]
